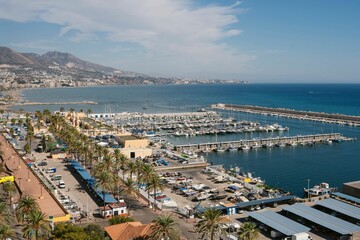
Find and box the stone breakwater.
[211,103,360,127]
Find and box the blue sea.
[18,83,360,196]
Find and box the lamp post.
[307,179,310,200]
[27,168,31,181]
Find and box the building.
[343,180,360,198]
[115,135,152,159]
[51,150,67,159]
[104,222,152,240]
[99,200,128,218]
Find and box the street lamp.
[27,168,31,181]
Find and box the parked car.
[37,161,47,166]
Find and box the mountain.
[40,51,118,73]
[0,47,35,65]
[0,46,118,73]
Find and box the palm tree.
[140,164,156,206]
[16,195,40,223]
[238,222,259,240]
[94,170,115,213]
[0,202,10,224]
[195,208,226,240]
[22,210,51,240]
[149,214,180,240]
[123,178,136,196]
[127,161,137,181]
[0,223,16,240]
[3,182,16,205]
[146,173,164,212]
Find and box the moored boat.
[304,182,336,197]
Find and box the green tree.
[146,173,164,212]
[83,223,106,240]
[16,195,40,223]
[51,222,86,240]
[22,210,51,240]
[0,223,16,240]
[3,182,16,206]
[109,215,134,225]
[140,164,156,206]
[148,214,180,240]
[238,222,259,240]
[195,208,226,240]
[0,202,10,224]
[94,170,114,214]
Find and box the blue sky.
[0,0,359,83]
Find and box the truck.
[292,232,312,240]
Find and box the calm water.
[19,84,360,196]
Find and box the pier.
[211,103,360,127]
[174,133,347,152]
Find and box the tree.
[0,202,10,224]
[146,173,164,212]
[108,215,135,225]
[195,208,226,240]
[22,210,51,240]
[94,170,114,213]
[140,164,156,206]
[3,182,16,206]
[16,195,40,223]
[51,222,86,240]
[149,214,180,240]
[83,223,106,240]
[0,223,16,240]
[238,222,259,240]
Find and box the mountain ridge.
[0,46,119,73]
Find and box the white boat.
[304,182,336,197]
[240,145,251,150]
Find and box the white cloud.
[0,0,256,78]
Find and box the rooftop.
[104,222,152,240]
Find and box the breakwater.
[211,104,360,127]
[174,133,349,152]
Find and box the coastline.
[0,88,25,110]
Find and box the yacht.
[240,145,251,150]
[304,182,336,197]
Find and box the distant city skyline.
[0,0,359,83]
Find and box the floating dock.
[211,104,360,127]
[174,133,349,152]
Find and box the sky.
[0,0,359,83]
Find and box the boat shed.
[282,203,360,237]
[315,198,360,221]
[247,210,310,236]
[197,195,295,215]
[331,192,360,205]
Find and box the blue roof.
[70,160,117,204]
[331,192,360,205]
[315,198,360,221]
[247,210,310,236]
[282,203,360,235]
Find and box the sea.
[16,83,360,196]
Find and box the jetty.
[174,133,349,152]
[211,104,360,127]
[11,100,97,106]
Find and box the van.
[51,175,62,181]
[58,180,65,189]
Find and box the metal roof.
[282,203,360,235]
[247,210,310,236]
[196,195,295,213]
[315,198,360,220]
[331,192,360,205]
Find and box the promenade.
[0,134,69,222]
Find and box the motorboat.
[304,182,336,197]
